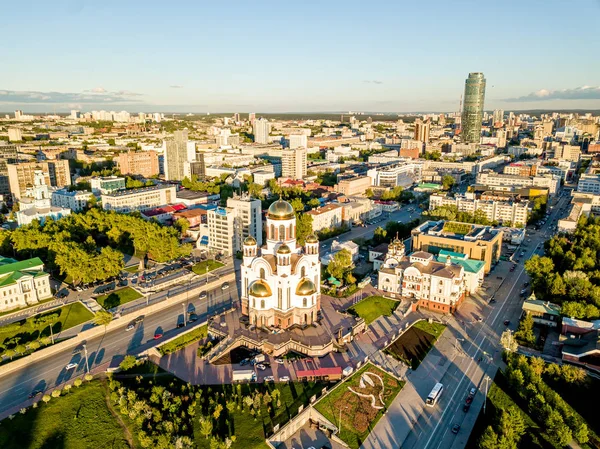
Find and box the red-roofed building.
[296,366,343,381]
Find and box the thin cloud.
[170,85,184,89]
[363,80,384,85]
[505,86,600,102]
[87,87,107,93]
[0,89,143,104]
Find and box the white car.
[264,376,275,382]
[279,376,290,382]
[275,358,285,364]
[65,363,78,370]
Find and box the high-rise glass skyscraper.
[461,72,486,144]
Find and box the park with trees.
[2,208,192,286]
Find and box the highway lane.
[399,194,570,449]
[0,283,239,417]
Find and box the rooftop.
[0,257,45,276]
[102,184,174,198]
[522,299,561,316]
[414,220,500,242]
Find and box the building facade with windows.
[226,195,263,252]
[7,160,71,200]
[281,148,307,180]
[90,176,126,195]
[101,185,176,213]
[0,257,52,312]
[118,150,159,177]
[51,189,94,212]
[240,199,321,328]
[207,206,235,255]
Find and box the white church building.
[240,199,321,329]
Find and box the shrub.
[19,408,26,414]
[51,389,61,398]
[42,395,51,403]
[84,374,94,381]
[74,379,83,387]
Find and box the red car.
[153,332,163,340]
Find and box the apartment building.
[335,176,372,196]
[289,134,308,149]
[305,204,343,232]
[0,257,52,313]
[0,143,19,195]
[207,206,235,255]
[366,161,423,188]
[51,189,94,212]
[7,160,71,200]
[101,185,176,213]
[164,130,194,181]
[226,195,263,252]
[118,150,159,177]
[429,193,530,226]
[476,170,560,196]
[554,144,581,162]
[411,220,503,273]
[577,173,600,194]
[377,240,466,314]
[281,148,307,180]
[90,176,126,195]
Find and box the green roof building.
[0,257,52,313]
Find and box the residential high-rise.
[118,150,159,177]
[8,160,71,200]
[289,134,308,149]
[226,194,263,251]
[8,128,22,142]
[492,109,504,126]
[461,72,486,144]
[282,148,307,180]
[14,110,22,120]
[253,118,270,144]
[0,144,19,195]
[164,130,193,181]
[413,119,430,143]
[249,112,256,125]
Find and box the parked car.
[256,364,266,371]
[463,403,471,412]
[189,313,198,322]
[222,282,230,290]
[126,323,135,332]
[199,291,207,299]
[264,376,275,382]
[279,376,290,382]
[275,358,285,365]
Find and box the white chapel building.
[240,199,321,329]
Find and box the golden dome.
[277,244,291,254]
[305,234,319,244]
[244,235,257,246]
[296,278,317,296]
[249,280,273,297]
[268,199,295,220]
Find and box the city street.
[0,282,237,419]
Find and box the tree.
[107,138,116,146]
[174,218,190,236]
[560,364,586,383]
[295,213,313,246]
[120,355,138,371]
[501,330,518,352]
[499,406,526,442]
[247,182,264,199]
[307,198,321,209]
[546,410,572,446]
[373,226,387,244]
[515,313,536,346]
[213,403,223,420]
[442,175,455,190]
[327,249,354,283]
[199,416,213,439]
[93,310,113,328]
[365,188,374,198]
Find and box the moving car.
[134,315,145,324]
[28,390,42,399]
[199,291,207,299]
[153,332,163,339]
[222,282,230,290]
[451,423,461,434]
[65,363,78,370]
[189,313,198,322]
[504,320,510,326]
[125,323,135,332]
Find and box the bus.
[426,383,444,407]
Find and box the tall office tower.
[0,143,19,195]
[7,160,71,200]
[249,112,256,125]
[281,148,307,180]
[234,113,240,123]
[227,195,263,251]
[492,109,504,126]
[413,119,431,143]
[253,118,271,144]
[164,130,191,181]
[461,72,486,144]
[14,110,22,120]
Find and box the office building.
[429,193,530,226]
[8,160,71,200]
[0,257,52,313]
[90,176,126,195]
[118,150,159,177]
[411,220,503,273]
[164,130,194,181]
[377,239,467,314]
[240,199,321,328]
[492,109,504,126]
[0,144,19,195]
[101,185,177,213]
[476,170,560,196]
[335,176,372,196]
[253,118,271,144]
[305,204,343,232]
[51,189,94,212]
[461,72,486,143]
[282,148,307,180]
[8,128,22,142]
[226,195,263,252]
[289,134,308,149]
[413,119,430,143]
[366,162,423,188]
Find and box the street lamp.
[484,375,491,414]
[83,344,90,373]
[182,302,186,324]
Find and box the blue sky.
[1,0,599,113]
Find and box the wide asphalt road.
[0,283,239,417]
[400,193,571,449]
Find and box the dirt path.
[101,380,135,448]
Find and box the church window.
[303,298,307,307]
[301,266,306,277]
[279,225,285,240]
[261,299,265,309]
[260,268,265,279]
[270,224,275,239]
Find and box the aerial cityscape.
[1,1,600,449]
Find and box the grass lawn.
[124,265,139,273]
[347,296,399,325]
[314,363,405,449]
[0,297,56,318]
[0,302,93,359]
[157,324,207,356]
[0,381,131,449]
[385,320,446,370]
[96,287,143,309]
[465,371,558,449]
[191,259,224,276]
